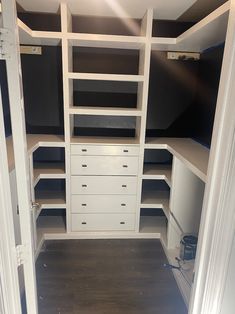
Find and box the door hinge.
[0,28,13,60]
[16,244,26,267]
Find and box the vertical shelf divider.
[135,9,153,232]
[61,3,71,232]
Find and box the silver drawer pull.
[82,149,87,152]
[122,184,127,188]
[123,149,129,153]
[81,204,87,207]
[82,164,87,168]
[82,222,87,225]
[122,165,128,168]
[120,222,125,225]
[82,184,87,188]
[121,203,126,207]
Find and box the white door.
[0,0,38,313]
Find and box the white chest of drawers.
[70,144,139,232]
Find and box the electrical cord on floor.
[163,257,192,287]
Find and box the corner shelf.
[142,164,172,187]
[141,190,170,220]
[33,162,66,187]
[35,190,66,211]
[139,216,167,236]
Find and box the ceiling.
[179,0,227,21]
[17,0,197,20]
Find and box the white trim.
[190,1,235,313]
[1,0,38,312]
[0,64,22,313]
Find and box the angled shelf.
[35,190,66,212]
[68,72,145,82]
[33,162,66,187]
[69,106,142,116]
[139,216,167,237]
[175,2,229,52]
[145,138,209,182]
[68,33,146,49]
[141,190,170,219]
[142,164,172,187]
[27,134,65,154]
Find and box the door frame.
[190,1,235,313]
[1,0,38,313]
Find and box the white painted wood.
[69,106,142,116]
[141,190,170,219]
[71,176,138,195]
[2,0,38,311]
[139,216,166,236]
[151,37,176,51]
[71,136,140,145]
[17,0,196,20]
[71,144,140,156]
[68,33,146,50]
[145,138,209,182]
[176,2,229,53]
[189,1,235,313]
[68,72,145,82]
[35,190,66,209]
[167,213,182,250]
[71,155,139,176]
[33,162,66,186]
[142,164,172,187]
[71,213,136,231]
[71,195,136,213]
[0,66,22,314]
[170,157,205,235]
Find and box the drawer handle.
[81,222,87,225]
[82,164,87,168]
[122,165,128,168]
[81,204,87,207]
[121,203,126,207]
[123,150,129,153]
[122,185,127,188]
[82,184,87,188]
[120,222,125,225]
[82,149,87,152]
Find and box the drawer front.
[71,156,139,176]
[71,144,139,156]
[71,213,135,231]
[71,176,137,195]
[71,195,136,213]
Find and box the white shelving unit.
[4,0,230,308]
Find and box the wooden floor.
[36,239,187,314]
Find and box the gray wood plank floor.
[36,239,187,314]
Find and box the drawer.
[71,144,139,156]
[71,156,139,176]
[71,176,137,195]
[71,195,136,213]
[71,213,135,231]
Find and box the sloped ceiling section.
[17,0,196,20]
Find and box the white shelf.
[37,215,66,248]
[71,136,140,146]
[33,162,66,187]
[145,138,209,182]
[27,134,65,154]
[18,19,62,46]
[175,2,229,52]
[139,216,167,235]
[151,37,176,51]
[68,33,145,49]
[69,106,142,117]
[68,72,145,82]
[142,164,172,187]
[141,190,170,219]
[35,190,66,210]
